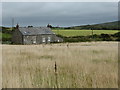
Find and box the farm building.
[12,24,63,44]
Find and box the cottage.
[12,24,63,44]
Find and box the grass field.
[1,30,119,39]
[52,30,119,37]
[2,42,118,88]
[0,33,11,39]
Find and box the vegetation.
[2,21,119,88]
[1,20,120,44]
[52,30,118,37]
[1,28,120,44]
[47,24,53,28]
[55,31,120,42]
[63,21,120,30]
[2,42,118,88]
[1,33,11,39]
[1,27,13,44]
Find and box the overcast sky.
[2,2,118,27]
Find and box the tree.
[47,24,52,28]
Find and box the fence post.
[54,61,58,88]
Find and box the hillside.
[64,21,120,30]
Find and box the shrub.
[113,32,120,37]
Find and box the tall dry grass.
[2,42,118,88]
[0,44,2,89]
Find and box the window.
[42,37,45,43]
[33,40,36,44]
[48,37,51,42]
[24,38,26,42]
[32,36,36,44]
[27,36,29,38]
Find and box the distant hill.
[64,21,120,30]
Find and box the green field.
[1,30,119,39]
[0,33,12,39]
[52,30,119,37]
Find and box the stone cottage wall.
[12,29,23,44]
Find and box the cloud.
[1,0,119,2]
[2,2,118,27]
[0,3,2,26]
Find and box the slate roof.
[18,27,54,35]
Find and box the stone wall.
[12,29,23,44]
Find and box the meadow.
[1,29,118,40]
[2,42,118,88]
[52,30,119,37]
[1,33,11,39]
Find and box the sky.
[2,2,118,27]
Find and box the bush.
[116,37,120,41]
[113,32,120,37]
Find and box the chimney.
[16,24,19,29]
